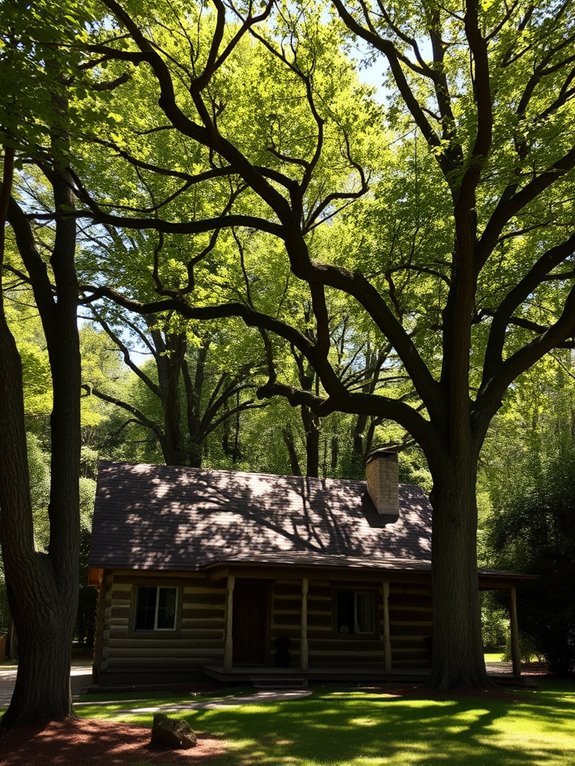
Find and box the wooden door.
[233,580,269,665]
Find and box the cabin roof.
[89,461,433,572]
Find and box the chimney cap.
[366,447,399,465]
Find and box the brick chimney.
[366,448,399,519]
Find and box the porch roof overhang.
[201,552,431,583]
[196,553,536,588]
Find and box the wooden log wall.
[95,571,226,681]
[388,583,433,667]
[270,579,302,665]
[306,579,433,669]
[232,576,432,670]
[308,579,382,667]
[93,571,433,681]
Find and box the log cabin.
[89,450,527,686]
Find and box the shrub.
[487,442,575,676]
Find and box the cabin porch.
[201,661,533,688]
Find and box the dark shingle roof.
[89,461,433,572]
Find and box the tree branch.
[83,384,165,443]
[479,146,575,264]
[477,282,575,428]
[481,230,575,385]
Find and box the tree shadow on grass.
[501,683,575,734]
[185,684,575,766]
[3,684,573,765]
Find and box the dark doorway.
[233,579,269,665]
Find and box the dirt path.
[0,719,227,764]
[0,662,93,709]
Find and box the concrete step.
[251,677,309,690]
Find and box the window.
[336,591,376,635]
[134,586,177,631]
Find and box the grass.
[64,679,575,766]
[2,680,574,764]
[484,652,506,663]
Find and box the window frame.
[133,585,179,632]
[334,588,377,637]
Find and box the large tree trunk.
[153,328,186,466]
[187,435,203,468]
[1,141,81,725]
[0,308,78,727]
[182,344,208,468]
[428,451,489,689]
[3,571,76,726]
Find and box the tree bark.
[0,282,79,727]
[152,328,186,465]
[1,107,81,723]
[2,569,76,726]
[330,435,338,473]
[282,427,302,475]
[428,450,490,689]
[352,413,367,466]
[301,405,320,477]
[182,344,207,468]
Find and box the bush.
[487,441,575,676]
[516,579,575,675]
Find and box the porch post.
[301,576,309,672]
[382,581,392,674]
[224,574,235,673]
[509,585,521,677]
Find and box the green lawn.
[68,680,575,766]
